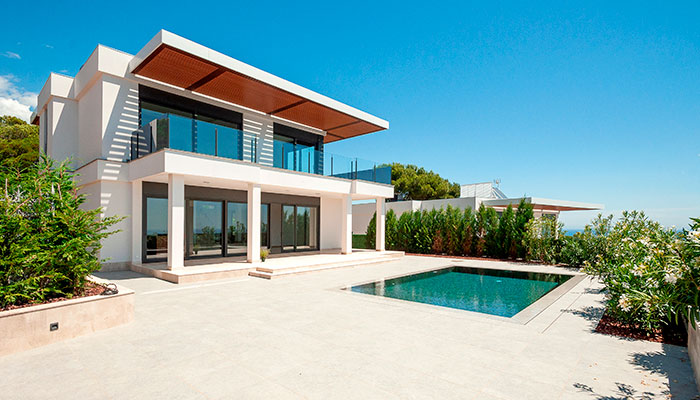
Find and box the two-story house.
[32,30,394,282]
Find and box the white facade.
[33,31,393,270]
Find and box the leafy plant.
[584,211,699,330]
[385,209,398,250]
[0,155,123,308]
[260,248,269,262]
[497,205,516,258]
[0,115,40,171]
[365,213,376,249]
[389,163,460,201]
[523,215,564,264]
[514,199,534,259]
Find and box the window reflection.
[145,198,167,260]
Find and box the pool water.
[348,266,571,317]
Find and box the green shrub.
[352,234,368,249]
[474,205,488,256]
[584,211,700,330]
[460,208,475,256]
[386,209,398,250]
[443,205,462,255]
[0,156,123,308]
[365,213,376,249]
[514,199,534,259]
[497,205,516,258]
[483,207,500,257]
[523,216,563,264]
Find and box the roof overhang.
[483,197,604,212]
[129,30,388,143]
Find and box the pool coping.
[336,262,585,325]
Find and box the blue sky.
[1,1,698,229]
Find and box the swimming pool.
[346,266,572,318]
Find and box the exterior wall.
[78,180,133,268]
[320,197,343,249]
[352,202,376,234]
[78,82,102,164]
[242,112,274,165]
[419,198,476,213]
[98,180,133,266]
[353,200,421,234]
[48,98,79,164]
[101,75,139,162]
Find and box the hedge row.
[365,199,535,260]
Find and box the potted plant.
[260,248,270,262]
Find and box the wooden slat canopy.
[132,44,385,143]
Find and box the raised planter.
[0,278,134,357]
[689,321,700,392]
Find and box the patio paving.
[1,256,697,399]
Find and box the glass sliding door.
[145,197,168,260]
[261,204,269,248]
[281,205,319,252]
[188,200,223,258]
[282,205,295,251]
[226,202,247,255]
[226,202,270,255]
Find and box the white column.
[247,183,262,263]
[167,174,185,270]
[375,197,386,251]
[131,180,142,265]
[341,195,352,254]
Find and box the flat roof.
[130,30,388,143]
[482,197,604,212]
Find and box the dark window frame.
[280,204,320,253]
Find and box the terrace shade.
[482,197,604,212]
[132,43,385,143]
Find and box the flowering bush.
[584,211,700,330]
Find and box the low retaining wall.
[0,281,134,357]
[689,322,700,392]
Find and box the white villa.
[353,182,603,234]
[31,30,396,281]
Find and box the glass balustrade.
[131,115,390,184]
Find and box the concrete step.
[249,252,403,279]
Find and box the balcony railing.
[131,115,391,184]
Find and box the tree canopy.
[0,115,39,170]
[390,162,460,200]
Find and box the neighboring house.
[31,30,393,272]
[353,182,603,234]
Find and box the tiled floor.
[1,256,697,399]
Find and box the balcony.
[131,115,391,184]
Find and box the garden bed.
[0,281,109,312]
[0,278,134,357]
[595,312,687,346]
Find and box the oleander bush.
[583,212,700,330]
[0,156,122,308]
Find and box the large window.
[281,205,319,252]
[143,184,307,261]
[188,200,223,258]
[226,203,270,255]
[138,89,243,159]
[145,197,168,260]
